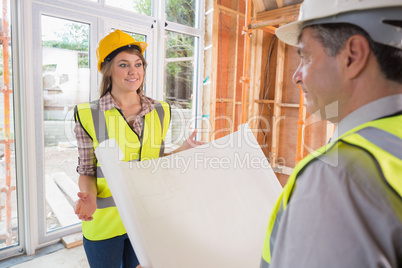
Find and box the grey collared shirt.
[270,94,402,268]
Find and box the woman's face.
[110,51,144,94]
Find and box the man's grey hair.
[299,23,402,84]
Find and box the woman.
[74,29,202,268]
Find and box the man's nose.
[292,63,302,85]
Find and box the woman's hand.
[171,129,206,154]
[181,129,206,151]
[74,191,97,221]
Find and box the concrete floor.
[4,245,89,268]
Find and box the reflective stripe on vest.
[345,126,402,198]
[260,114,402,266]
[90,101,109,144]
[75,99,171,240]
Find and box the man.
[260,0,402,267]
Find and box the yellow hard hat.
[96,29,148,72]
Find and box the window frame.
[8,0,205,259]
[0,0,25,260]
[31,3,98,246]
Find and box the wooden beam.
[45,175,80,227]
[62,232,83,249]
[52,172,79,203]
[230,15,240,133]
[250,15,298,29]
[254,99,275,104]
[278,103,299,108]
[241,0,253,124]
[271,39,286,168]
[257,3,301,21]
[248,28,264,134]
[217,98,242,105]
[216,3,245,18]
[253,0,266,12]
[276,0,286,8]
[258,26,277,35]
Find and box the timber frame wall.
[203,0,334,186]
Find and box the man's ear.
[342,35,370,79]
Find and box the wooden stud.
[271,39,286,168]
[241,0,252,124]
[229,14,239,133]
[248,26,264,135]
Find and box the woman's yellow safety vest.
[260,114,402,268]
[74,99,171,241]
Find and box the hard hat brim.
[97,41,148,72]
[275,20,304,47]
[134,41,148,54]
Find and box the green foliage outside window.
[166,0,195,27]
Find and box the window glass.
[105,0,151,16]
[0,0,19,250]
[166,0,196,27]
[41,15,90,232]
[164,31,196,147]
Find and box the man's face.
[293,27,343,120]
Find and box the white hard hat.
[275,0,402,49]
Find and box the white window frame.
[0,0,25,260]
[155,0,205,134]
[10,0,205,259]
[31,3,98,246]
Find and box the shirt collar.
[331,94,402,141]
[98,91,157,115]
[99,91,118,111]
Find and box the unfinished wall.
[204,1,333,186]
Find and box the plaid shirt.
[75,92,158,176]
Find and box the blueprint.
[95,124,282,268]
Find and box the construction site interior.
[0,0,335,266]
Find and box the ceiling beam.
[250,16,298,29]
[276,0,286,8]
[256,3,301,22]
[252,0,266,12]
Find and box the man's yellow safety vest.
[260,114,402,268]
[74,99,171,241]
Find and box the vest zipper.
[116,108,143,161]
[139,116,145,161]
[116,108,141,139]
